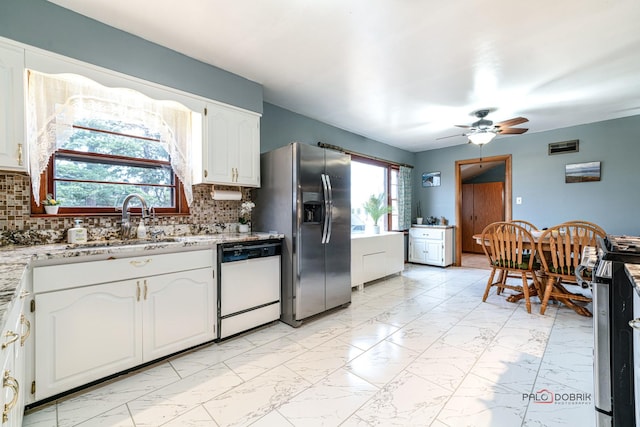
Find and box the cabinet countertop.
[351,231,404,239]
[0,231,283,333]
[411,224,454,229]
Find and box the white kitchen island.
[351,231,405,290]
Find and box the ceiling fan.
[438,109,529,145]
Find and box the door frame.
[454,154,512,266]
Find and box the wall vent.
[548,139,579,155]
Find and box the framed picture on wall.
[422,171,441,187]
[565,161,601,183]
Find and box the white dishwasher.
[217,240,282,339]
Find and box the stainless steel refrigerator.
[253,142,351,327]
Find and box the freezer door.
[296,143,329,320]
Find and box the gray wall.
[261,103,415,165]
[0,0,262,113]
[414,115,640,235]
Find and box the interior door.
[462,182,505,254]
[474,182,505,236]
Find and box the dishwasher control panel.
[220,240,282,262]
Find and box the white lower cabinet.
[143,268,215,361]
[1,286,30,427]
[35,279,143,400]
[351,232,405,289]
[408,226,453,267]
[33,250,215,401]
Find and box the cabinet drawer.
[34,249,214,293]
[409,228,443,240]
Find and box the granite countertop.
[0,231,283,333]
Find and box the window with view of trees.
[52,121,176,209]
[28,70,196,215]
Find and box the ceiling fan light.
[468,131,496,145]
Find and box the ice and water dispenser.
[303,192,323,223]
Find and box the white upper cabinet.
[0,41,26,173]
[194,102,260,187]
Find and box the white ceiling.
[48,0,640,153]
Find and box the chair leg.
[531,272,543,300]
[520,273,531,313]
[483,268,498,302]
[540,276,555,315]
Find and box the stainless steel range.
[581,236,640,426]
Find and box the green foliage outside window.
[53,119,175,208]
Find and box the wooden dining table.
[472,233,593,317]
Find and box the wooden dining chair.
[561,220,606,236]
[510,220,538,232]
[481,222,541,313]
[537,224,605,316]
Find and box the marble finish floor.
[24,264,595,426]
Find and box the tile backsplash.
[0,173,253,246]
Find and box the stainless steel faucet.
[120,194,150,239]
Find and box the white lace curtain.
[398,165,412,230]
[27,70,194,206]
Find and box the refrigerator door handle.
[321,173,330,244]
[325,174,333,243]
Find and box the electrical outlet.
[516,197,522,205]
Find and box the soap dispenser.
[68,219,88,244]
[136,218,147,239]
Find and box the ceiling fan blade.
[455,124,472,129]
[495,116,528,127]
[436,133,466,140]
[497,127,528,135]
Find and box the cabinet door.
[200,103,260,186]
[35,281,143,400]
[409,238,427,263]
[203,104,233,184]
[0,43,26,172]
[143,268,215,361]
[233,112,260,186]
[1,301,25,427]
[425,240,443,266]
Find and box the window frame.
[31,152,189,217]
[351,154,400,231]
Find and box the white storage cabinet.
[0,275,30,427]
[409,226,453,267]
[32,249,216,400]
[0,41,26,172]
[193,102,261,187]
[351,232,404,290]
